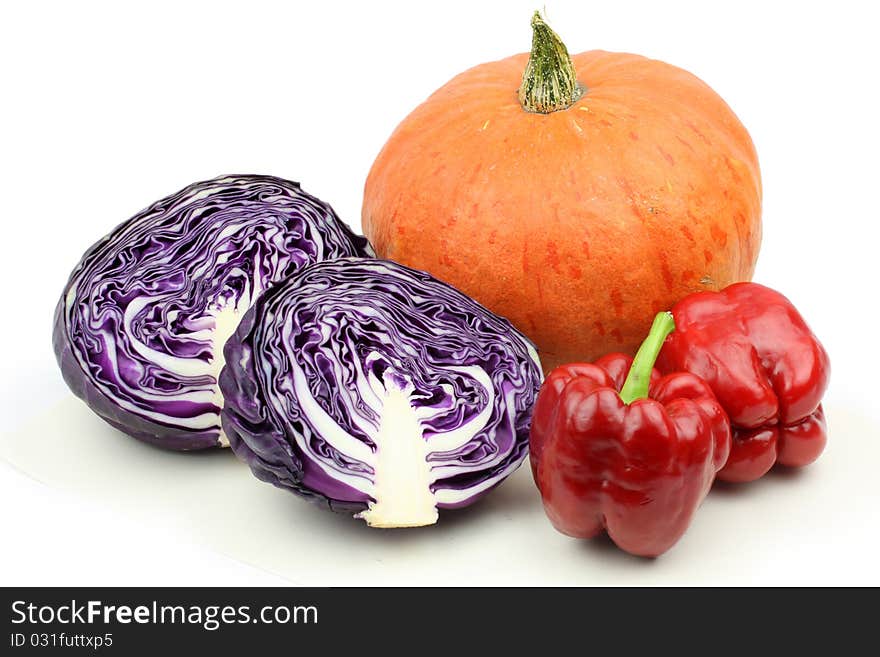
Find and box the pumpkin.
[362,13,761,371]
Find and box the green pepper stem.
[518,11,584,114]
[619,312,676,405]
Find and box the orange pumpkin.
[363,13,761,372]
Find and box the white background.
[1,0,878,585]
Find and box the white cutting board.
[2,396,878,585]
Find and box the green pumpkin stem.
[518,11,584,114]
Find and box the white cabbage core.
[206,299,248,448]
[355,381,438,528]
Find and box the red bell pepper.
[529,312,731,557]
[657,282,830,483]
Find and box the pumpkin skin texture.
[362,50,762,372]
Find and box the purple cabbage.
[219,257,543,527]
[54,174,372,450]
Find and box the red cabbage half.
[219,258,543,527]
[54,175,372,450]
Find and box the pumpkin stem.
[518,11,584,114]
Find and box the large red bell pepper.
[529,312,731,557]
[657,282,830,483]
